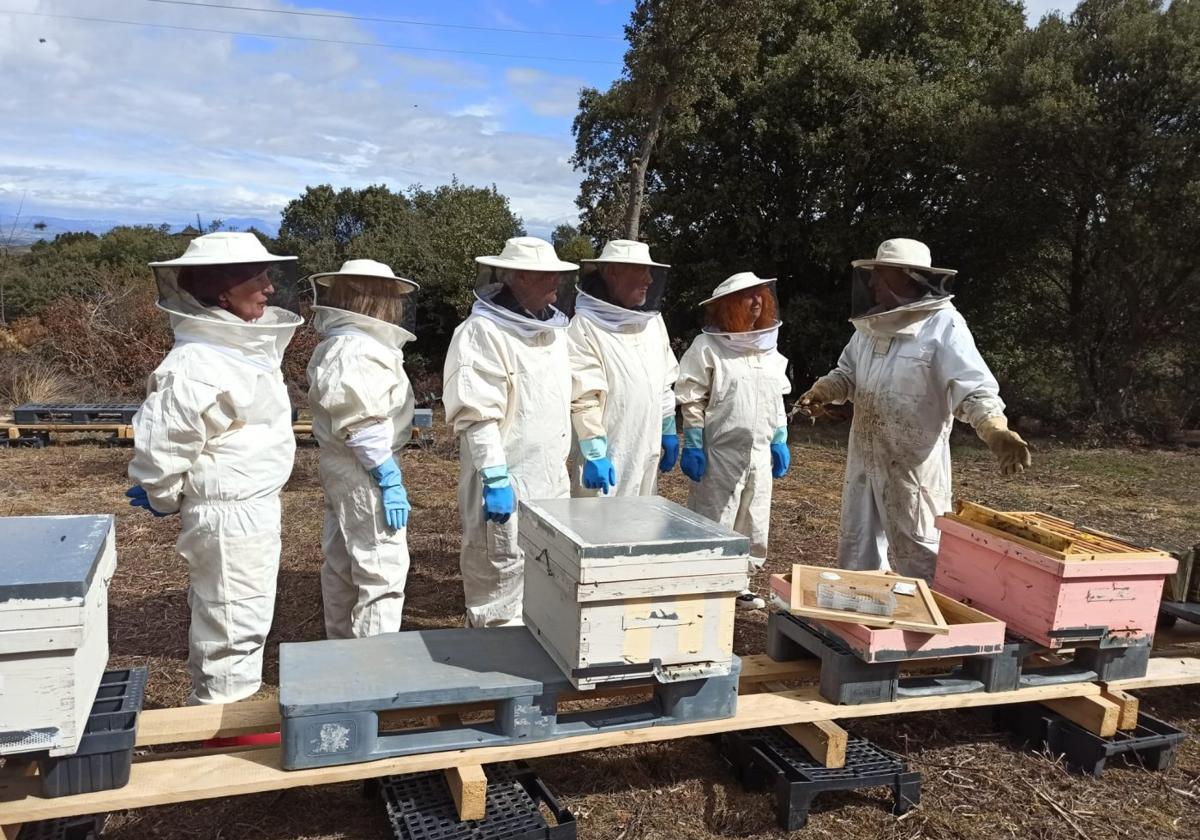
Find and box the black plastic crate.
[996,704,1188,777]
[381,761,575,840]
[37,668,148,798]
[16,813,106,840]
[12,403,140,425]
[720,728,920,830]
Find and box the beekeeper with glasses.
[676,272,792,610]
[443,237,577,627]
[567,240,679,497]
[797,238,1031,581]
[306,259,419,640]
[127,232,302,707]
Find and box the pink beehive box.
[932,504,1177,650]
[769,572,1007,663]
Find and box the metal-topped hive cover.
[0,515,114,602]
[519,496,751,559]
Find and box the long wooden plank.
[1106,655,1200,689]
[134,655,821,747]
[1040,695,1121,737]
[9,662,1183,824]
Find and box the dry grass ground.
[2,424,1199,839]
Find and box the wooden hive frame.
[947,501,1173,563]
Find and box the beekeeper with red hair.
[675,272,792,610]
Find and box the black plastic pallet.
[37,667,148,798]
[995,705,1187,777]
[381,761,576,840]
[16,813,106,840]
[719,728,920,830]
[12,403,140,425]
[1159,599,1200,628]
[767,612,1150,705]
[0,431,49,449]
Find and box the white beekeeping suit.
[568,240,679,498]
[443,237,576,627]
[798,238,1031,581]
[128,232,301,706]
[307,259,419,640]
[676,272,791,610]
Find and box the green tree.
[962,0,1200,433]
[573,0,771,240]
[551,223,596,264]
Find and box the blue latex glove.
[680,427,706,482]
[580,436,616,494]
[125,485,173,517]
[659,415,678,473]
[369,457,411,530]
[770,427,790,479]
[481,465,515,524]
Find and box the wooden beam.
[1099,688,1139,730]
[424,715,486,821]
[1040,695,1121,737]
[781,721,848,768]
[761,680,847,768]
[7,660,1179,825]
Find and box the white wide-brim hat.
[148,231,296,267]
[580,239,669,268]
[699,271,775,306]
[476,236,578,272]
[308,258,419,292]
[850,238,956,276]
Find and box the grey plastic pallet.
[1159,599,1200,628]
[767,612,1149,705]
[719,728,920,830]
[12,403,140,424]
[279,627,740,770]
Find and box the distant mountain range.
[0,214,279,246]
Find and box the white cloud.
[505,67,586,117]
[0,0,585,234]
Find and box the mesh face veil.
[312,274,418,332]
[850,265,953,318]
[154,261,302,322]
[576,262,668,314]
[475,264,577,323]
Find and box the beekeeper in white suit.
[443,237,577,627]
[568,240,679,497]
[307,259,419,640]
[798,238,1031,581]
[127,232,301,707]
[676,272,792,610]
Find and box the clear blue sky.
[0,0,1071,237]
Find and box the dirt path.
[2,427,1197,839]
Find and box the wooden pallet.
[1,653,1198,829]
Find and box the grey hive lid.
[520,496,751,559]
[0,515,114,602]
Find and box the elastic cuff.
[771,426,787,445]
[661,414,677,435]
[480,464,511,488]
[683,427,704,449]
[579,436,608,461]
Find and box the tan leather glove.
[797,378,840,411]
[976,416,1032,476]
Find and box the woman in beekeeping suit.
[568,240,679,497]
[442,237,578,627]
[306,259,419,640]
[797,238,1031,581]
[126,232,302,710]
[675,272,792,611]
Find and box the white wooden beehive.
[518,496,751,690]
[0,515,116,757]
